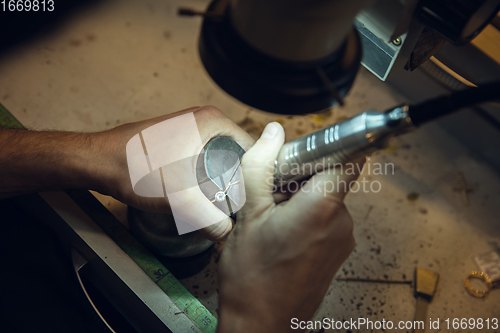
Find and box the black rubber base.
[199,1,362,115]
[158,246,214,280]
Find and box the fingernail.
[261,122,279,139]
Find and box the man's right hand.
[217,122,364,333]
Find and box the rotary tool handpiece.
[211,107,414,188]
[273,106,414,187]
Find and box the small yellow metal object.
[415,267,440,297]
[414,268,440,333]
[464,271,492,298]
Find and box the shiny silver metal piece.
[127,136,245,259]
[274,106,414,186]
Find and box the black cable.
[472,106,500,133]
[409,81,500,126]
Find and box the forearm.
[0,128,108,198]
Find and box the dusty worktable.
[1,0,498,331]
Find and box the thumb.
[240,122,285,213]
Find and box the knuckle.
[334,205,354,233]
[316,194,346,214]
[196,105,223,118]
[345,234,357,256]
[343,217,354,238]
[310,200,353,235]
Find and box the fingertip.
[200,217,233,241]
[355,157,366,174]
[260,122,281,139]
[242,122,284,164]
[343,157,366,184]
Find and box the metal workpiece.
[198,136,246,218]
[127,136,245,259]
[274,106,414,186]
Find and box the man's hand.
[217,122,364,333]
[92,106,254,240]
[0,106,254,241]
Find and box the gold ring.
[464,271,492,298]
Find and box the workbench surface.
[1,0,498,331]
